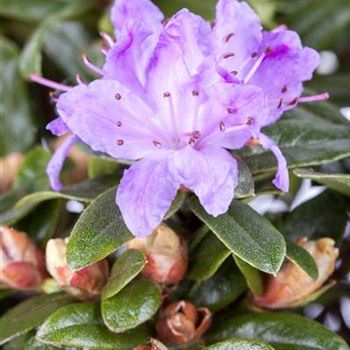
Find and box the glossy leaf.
[102,249,146,300]
[0,293,73,345]
[190,198,286,275]
[37,302,149,349]
[207,312,349,350]
[294,168,350,197]
[101,279,161,333]
[67,187,133,270]
[186,260,247,312]
[187,233,230,281]
[286,240,318,280]
[0,37,35,156]
[232,255,263,296]
[205,337,275,350]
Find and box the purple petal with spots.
[46,134,79,191]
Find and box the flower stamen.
[30,73,71,92]
[82,54,104,76]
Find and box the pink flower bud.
[254,237,339,309]
[0,153,23,194]
[0,225,47,290]
[156,301,211,346]
[46,238,109,300]
[128,223,188,285]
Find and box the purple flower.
[31,0,327,237]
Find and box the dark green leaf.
[281,191,348,243]
[187,233,230,281]
[232,255,263,296]
[294,168,350,197]
[286,240,318,280]
[102,249,146,299]
[0,37,36,156]
[37,302,149,349]
[67,187,132,270]
[235,159,255,199]
[186,260,247,312]
[190,198,286,275]
[101,279,161,333]
[207,313,349,350]
[0,293,73,345]
[205,337,275,350]
[164,190,188,220]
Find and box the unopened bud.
[156,301,211,346]
[0,153,24,194]
[128,223,188,285]
[133,339,168,350]
[0,225,47,290]
[254,237,339,309]
[46,238,109,300]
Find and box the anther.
[115,93,122,100]
[231,70,238,76]
[277,98,284,108]
[219,121,226,131]
[188,138,195,145]
[251,52,258,58]
[192,130,201,139]
[264,47,273,55]
[247,116,254,125]
[223,52,235,59]
[227,107,234,114]
[117,140,124,145]
[163,92,171,98]
[117,121,122,127]
[153,140,162,148]
[288,98,298,106]
[192,90,199,96]
[225,33,235,43]
[281,85,288,93]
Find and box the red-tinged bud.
[0,153,24,194]
[0,225,47,290]
[128,223,188,285]
[133,338,168,350]
[46,238,109,300]
[254,237,339,309]
[156,301,212,346]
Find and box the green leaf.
[232,255,263,296]
[185,260,247,312]
[294,168,350,197]
[207,313,349,350]
[235,159,255,199]
[101,279,161,333]
[0,37,36,156]
[190,198,286,275]
[102,249,146,299]
[15,175,119,210]
[238,101,350,175]
[187,233,231,281]
[37,302,149,349]
[0,293,73,345]
[164,190,188,220]
[67,187,133,270]
[286,240,318,280]
[88,156,120,179]
[281,191,348,243]
[205,337,275,350]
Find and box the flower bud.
[0,153,23,194]
[156,301,212,346]
[46,238,109,300]
[254,237,339,309]
[133,339,168,350]
[0,225,47,290]
[128,223,188,285]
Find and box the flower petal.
[116,154,179,237]
[47,135,79,191]
[258,133,289,192]
[46,117,70,136]
[57,79,166,160]
[170,146,238,216]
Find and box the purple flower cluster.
[32,0,328,237]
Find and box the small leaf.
[207,313,349,350]
[190,198,286,275]
[235,159,255,199]
[37,302,149,349]
[67,187,133,270]
[186,260,247,312]
[101,279,161,333]
[286,240,318,280]
[205,337,275,350]
[294,168,350,197]
[232,255,263,296]
[0,293,73,345]
[102,249,146,299]
[187,233,230,281]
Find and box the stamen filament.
[82,54,104,76]
[297,92,330,104]
[164,92,180,146]
[99,32,115,48]
[30,73,71,92]
[243,51,267,83]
